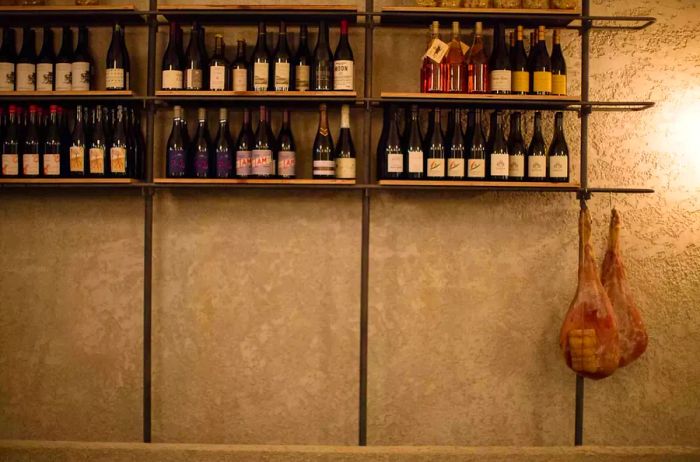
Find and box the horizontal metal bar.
[588,187,655,194]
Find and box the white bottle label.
[274,62,290,91]
[55,62,72,90]
[236,150,252,176]
[490,70,511,93]
[509,155,525,178]
[71,62,91,90]
[252,149,273,175]
[408,150,423,173]
[23,153,39,176]
[70,146,85,172]
[447,158,465,178]
[110,146,127,173]
[253,62,269,91]
[16,63,36,91]
[313,159,335,177]
[424,38,449,64]
[333,60,354,91]
[335,157,356,179]
[528,155,546,178]
[162,69,183,90]
[43,153,61,176]
[36,63,54,91]
[277,150,296,177]
[295,65,310,91]
[490,153,509,177]
[89,147,105,174]
[105,68,125,89]
[2,154,19,175]
[387,153,403,173]
[0,62,14,90]
[549,156,568,178]
[232,68,247,91]
[185,68,203,90]
[467,158,485,178]
[209,65,226,90]
[426,158,445,178]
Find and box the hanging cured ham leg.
[602,209,648,367]
[560,208,620,379]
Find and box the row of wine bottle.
[421,22,567,96]
[166,104,356,179]
[0,24,130,92]
[378,106,569,181]
[0,104,144,177]
[162,21,354,92]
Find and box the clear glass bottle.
[463,0,489,7]
[493,0,521,7]
[522,0,549,8]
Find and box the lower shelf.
[0,178,141,185]
[153,178,360,188]
[377,180,581,191]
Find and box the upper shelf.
[153,90,358,105]
[0,90,140,102]
[0,4,145,26]
[379,92,581,110]
[157,4,359,24]
[378,6,580,27]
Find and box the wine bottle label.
[295,65,310,91]
[185,68,203,90]
[490,70,511,93]
[0,61,14,90]
[215,151,233,177]
[278,150,296,177]
[110,146,127,173]
[1,154,19,176]
[43,153,61,176]
[447,158,465,178]
[105,68,125,90]
[387,153,403,173]
[16,63,36,91]
[509,155,525,178]
[55,63,72,91]
[467,158,485,178]
[23,153,39,176]
[552,74,567,96]
[512,70,529,93]
[232,68,247,91]
[426,158,445,178]
[36,63,54,91]
[253,62,269,91]
[533,71,552,94]
[335,157,356,179]
[90,147,105,174]
[162,69,183,90]
[460,42,469,55]
[333,60,354,91]
[236,150,252,177]
[314,65,331,91]
[423,38,449,64]
[209,65,226,90]
[528,155,546,178]
[549,156,568,178]
[69,146,85,172]
[194,153,209,176]
[71,62,91,91]
[167,148,186,176]
[490,153,509,177]
[313,159,335,177]
[252,149,273,175]
[274,62,290,91]
[408,150,423,173]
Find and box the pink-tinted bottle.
[420,21,443,93]
[467,21,489,94]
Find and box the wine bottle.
[488,111,509,181]
[489,24,511,95]
[379,106,402,179]
[277,109,296,178]
[209,34,228,91]
[235,108,254,178]
[36,27,55,91]
[197,24,208,83]
[55,27,73,91]
[312,21,333,91]
[443,21,466,93]
[110,105,129,177]
[184,23,205,90]
[293,25,312,91]
[162,22,184,90]
[0,28,17,91]
[213,108,233,178]
[166,105,187,178]
[507,112,526,181]
[89,105,107,176]
[58,106,72,167]
[531,25,552,95]
[421,21,443,93]
[252,22,270,91]
[312,103,335,178]
[447,109,465,179]
[69,104,87,176]
[527,111,547,181]
[334,104,355,179]
[120,25,131,90]
[425,108,445,179]
[106,24,128,90]
[43,105,62,177]
[264,107,276,174]
[467,22,488,94]
[333,19,354,91]
[231,40,248,91]
[16,27,37,91]
[1,104,19,176]
[467,109,486,180]
[71,27,92,91]
[22,105,40,176]
[251,106,274,178]
[548,111,569,182]
[273,22,291,91]
[551,29,567,96]
[191,107,211,178]
[464,109,474,154]
[404,105,424,179]
[128,108,143,179]
[510,25,529,95]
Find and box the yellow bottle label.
[552,74,567,96]
[512,71,529,93]
[533,71,552,94]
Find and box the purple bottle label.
[194,152,209,177]
[168,149,186,176]
[236,150,252,177]
[216,150,233,178]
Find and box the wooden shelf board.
[381,92,580,102]
[154,178,357,185]
[0,4,135,11]
[0,90,134,97]
[378,180,580,188]
[0,178,140,184]
[155,90,356,97]
[382,6,580,15]
[158,4,356,11]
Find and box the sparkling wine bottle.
[334,104,355,179]
[312,103,335,178]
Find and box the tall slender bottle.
[166,105,187,177]
[277,109,296,178]
[162,22,184,90]
[421,21,442,93]
[192,107,211,178]
[208,34,228,91]
[43,105,62,177]
[313,21,333,91]
[55,27,73,91]
[447,109,465,179]
[548,111,569,182]
[467,109,486,179]
[235,108,254,178]
[1,105,19,176]
[252,22,270,91]
[36,27,55,91]
[510,25,529,95]
[425,108,445,179]
[526,111,546,181]
[213,108,233,178]
[106,24,128,90]
[69,105,88,176]
[71,27,92,91]
[531,25,552,95]
[488,111,509,181]
[334,104,355,179]
[293,25,312,91]
[507,112,526,181]
[443,22,466,93]
[312,103,335,178]
[333,19,354,91]
[489,24,511,94]
[404,105,424,179]
[0,28,17,91]
[89,106,108,176]
[467,22,488,94]
[231,40,248,91]
[273,22,291,91]
[22,105,41,177]
[120,25,131,89]
[252,106,274,178]
[110,105,129,177]
[184,23,205,90]
[551,29,567,96]
[380,106,402,179]
[16,27,37,91]
[464,109,475,154]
